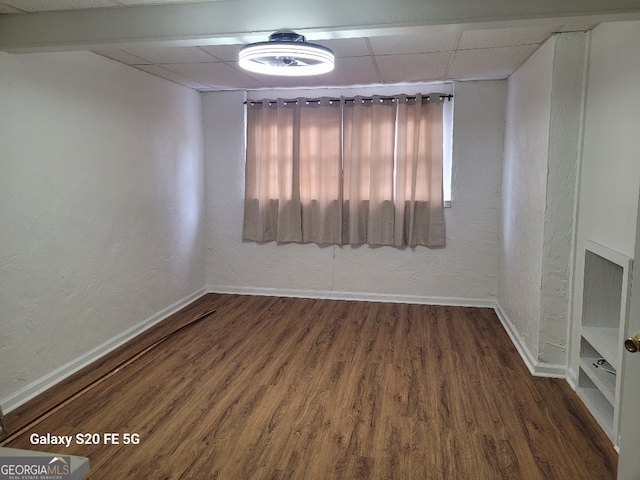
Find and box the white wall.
[0,51,206,410]
[539,33,588,367]
[203,80,505,304]
[573,21,640,258]
[569,21,640,381]
[498,33,588,375]
[499,40,554,364]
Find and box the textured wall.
[538,33,587,367]
[0,51,206,408]
[499,33,589,372]
[203,80,505,304]
[500,40,554,360]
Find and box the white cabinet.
[576,241,632,445]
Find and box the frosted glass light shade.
[239,33,334,76]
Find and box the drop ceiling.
[0,0,632,91]
[90,25,591,91]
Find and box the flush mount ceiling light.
[239,32,334,76]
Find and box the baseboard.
[493,302,567,378]
[566,367,578,390]
[207,284,496,308]
[1,287,208,414]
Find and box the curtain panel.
[243,94,446,248]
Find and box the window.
[243,93,449,248]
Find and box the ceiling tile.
[117,0,225,4]
[369,31,460,55]
[1,0,117,12]
[375,52,452,83]
[0,3,24,13]
[249,75,337,90]
[447,44,538,79]
[93,48,154,65]
[555,21,600,32]
[322,56,381,86]
[458,27,553,49]
[120,45,218,64]
[315,37,370,58]
[0,0,226,11]
[162,62,266,90]
[199,44,242,62]
[134,64,211,89]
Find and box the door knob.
[624,334,640,353]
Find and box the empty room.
[1,1,640,479]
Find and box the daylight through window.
[243,94,449,248]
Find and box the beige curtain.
[299,99,343,244]
[243,94,445,247]
[243,98,342,244]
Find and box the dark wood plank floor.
[2,294,617,479]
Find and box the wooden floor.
[2,294,617,479]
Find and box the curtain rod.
[245,94,453,106]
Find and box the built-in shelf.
[581,326,620,370]
[578,356,615,404]
[577,240,632,446]
[577,368,615,440]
